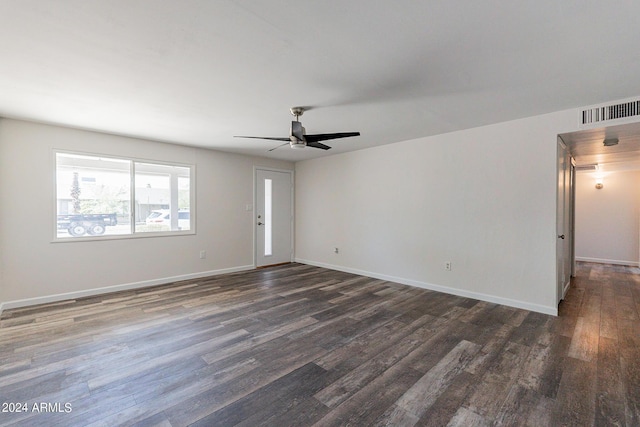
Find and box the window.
[134,162,191,233]
[55,152,193,239]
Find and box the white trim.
[563,279,571,300]
[575,257,639,267]
[0,265,254,315]
[295,258,558,316]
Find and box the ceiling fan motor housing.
[290,121,307,148]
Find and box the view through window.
[56,152,192,239]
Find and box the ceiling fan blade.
[306,141,332,150]
[305,132,360,143]
[234,136,290,141]
[291,121,304,140]
[268,142,290,152]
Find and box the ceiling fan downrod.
[290,106,305,122]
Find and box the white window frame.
[53,150,196,242]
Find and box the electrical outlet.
[200,250,206,259]
[334,247,339,254]
[445,261,452,271]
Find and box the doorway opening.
[558,120,640,307]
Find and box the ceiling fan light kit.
[234,107,360,152]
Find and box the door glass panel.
[264,179,272,256]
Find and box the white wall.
[0,119,293,310]
[1,109,581,316]
[575,170,640,265]
[295,110,577,315]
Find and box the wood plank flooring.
[0,262,638,426]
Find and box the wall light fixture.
[595,178,604,189]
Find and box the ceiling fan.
[234,107,360,151]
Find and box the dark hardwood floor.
[0,262,638,426]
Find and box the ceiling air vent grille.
[581,97,640,127]
[575,164,598,172]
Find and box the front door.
[255,168,293,267]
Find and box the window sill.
[52,229,196,243]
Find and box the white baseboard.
[295,258,558,316]
[2,261,561,317]
[576,257,639,267]
[0,265,254,315]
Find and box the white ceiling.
[1,1,640,162]
[561,121,640,173]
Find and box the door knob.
[558,234,565,239]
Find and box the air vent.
[575,164,598,172]
[580,97,640,127]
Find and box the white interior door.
[256,169,293,267]
[556,139,572,303]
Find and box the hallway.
[556,262,640,425]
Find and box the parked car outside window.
[145,209,190,230]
